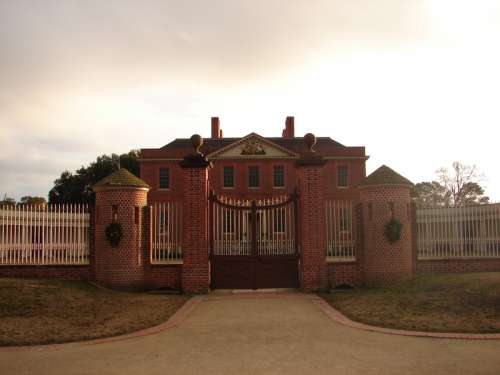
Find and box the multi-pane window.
[223,166,234,188]
[223,210,234,233]
[273,165,285,187]
[159,168,170,189]
[159,210,168,234]
[273,209,285,233]
[337,166,348,187]
[248,166,259,188]
[339,207,350,232]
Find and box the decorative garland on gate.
[384,219,403,244]
[105,222,123,247]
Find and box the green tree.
[455,182,490,206]
[411,181,451,208]
[0,194,16,207]
[19,196,47,206]
[49,150,140,204]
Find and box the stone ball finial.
[304,133,317,153]
[190,134,203,155]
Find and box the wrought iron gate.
[209,192,299,289]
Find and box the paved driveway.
[1,292,499,375]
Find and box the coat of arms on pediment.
[241,139,266,155]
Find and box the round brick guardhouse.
[358,165,414,287]
[92,168,150,289]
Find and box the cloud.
[0,1,430,91]
[1,1,500,200]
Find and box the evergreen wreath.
[384,219,403,244]
[105,222,123,247]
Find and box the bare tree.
[436,162,489,206]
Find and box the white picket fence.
[0,204,90,265]
[325,200,356,261]
[151,202,183,263]
[416,203,500,259]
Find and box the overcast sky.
[1,0,499,201]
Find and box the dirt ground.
[1,292,499,375]
[321,272,500,333]
[0,278,188,346]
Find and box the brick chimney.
[283,116,295,138]
[211,117,222,139]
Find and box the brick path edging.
[311,295,500,340]
[0,296,202,352]
[3,291,499,352]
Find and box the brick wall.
[142,162,185,202]
[360,185,413,287]
[94,188,148,289]
[0,266,90,281]
[416,258,500,273]
[327,262,363,287]
[146,265,182,289]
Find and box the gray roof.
[93,168,150,189]
[359,165,413,187]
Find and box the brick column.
[179,135,211,293]
[296,134,328,291]
[88,206,96,281]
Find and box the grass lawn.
[320,272,500,334]
[0,278,189,346]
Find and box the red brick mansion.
[134,116,413,291]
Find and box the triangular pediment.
[207,133,298,159]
